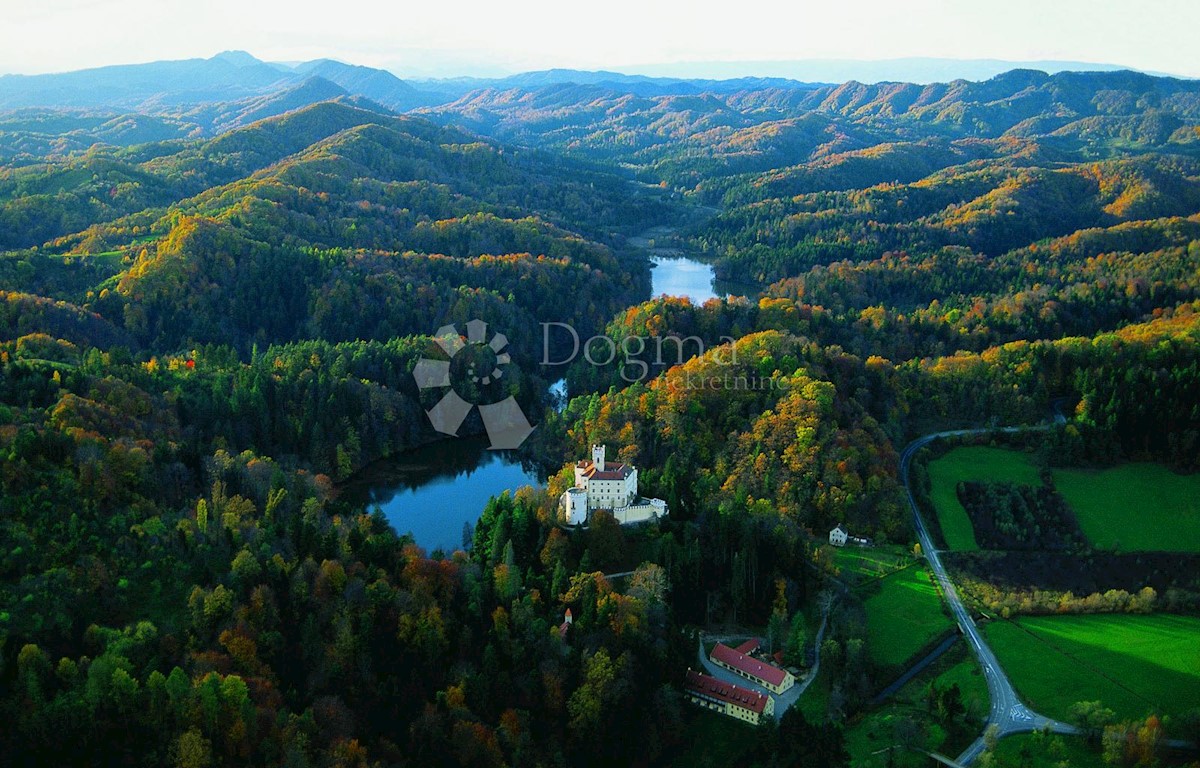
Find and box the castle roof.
[584,461,633,481]
[711,642,789,688]
[684,669,768,715]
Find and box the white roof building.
[829,524,849,547]
[559,444,668,526]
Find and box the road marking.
[903,423,1069,764]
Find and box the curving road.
[899,417,1078,765]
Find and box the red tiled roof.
[584,461,632,481]
[711,643,788,688]
[684,670,767,715]
[734,639,759,654]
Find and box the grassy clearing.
[844,642,988,768]
[796,665,830,723]
[989,732,1099,768]
[927,446,1043,551]
[927,446,1200,552]
[835,545,913,583]
[908,645,988,710]
[671,710,756,767]
[860,564,954,669]
[1053,463,1200,551]
[984,614,1200,723]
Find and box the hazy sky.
[2,0,1197,78]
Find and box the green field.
[835,544,913,582]
[927,446,1200,552]
[795,665,830,723]
[1054,463,1200,551]
[989,732,1099,768]
[917,647,988,710]
[861,564,955,668]
[671,710,755,767]
[845,642,988,768]
[984,614,1200,723]
[926,446,1043,551]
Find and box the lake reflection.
[651,256,752,303]
[340,437,542,553]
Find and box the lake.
[340,437,542,553]
[651,255,753,303]
[347,250,746,550]
[651,256,719,303]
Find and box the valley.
[0,47,1199,768]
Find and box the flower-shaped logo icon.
[413,319,534,449]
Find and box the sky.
[2,0,1198,78]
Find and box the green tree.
[784,613,808,667]
[175,728,212,768]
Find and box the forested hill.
[0,100,668,356]
[3,57,1200,768]
[418,69,1200,190]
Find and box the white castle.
[559,444,668,526]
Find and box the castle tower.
[591,444,606,469]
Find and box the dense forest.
[1,60,1199,768]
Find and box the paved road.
[602,570,636,580]
[899,422,1079,765]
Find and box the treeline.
[1,100,668,360]
[0,332,692,766]
[694,157,1200,283]
[956,480,1088,552]
[91,214,631,358]
[945,548,1200,617]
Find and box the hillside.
[0,100,669,356]
[2,59,1200,768]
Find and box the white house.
[829,524,848,547]
[559,444,668,526]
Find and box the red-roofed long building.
[734,638,759,655]
[710,642,795,694]
[684,670,774,724]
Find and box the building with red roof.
[558,444,668,526]
[734,638,759,654]
[683,669,774,724]
[710,642,795,694]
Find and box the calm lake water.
[347,254,747,550]
[340,437,541,553]
[652,255,753,303]
[651,256,720,303]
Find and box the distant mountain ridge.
[0,51,438,114]
[416,67,1200,177]
[0,54,293,109]
[615,56,1171,84]
[292,59,436,110]
[2,51,1198,168]
[2,51,1170,115]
